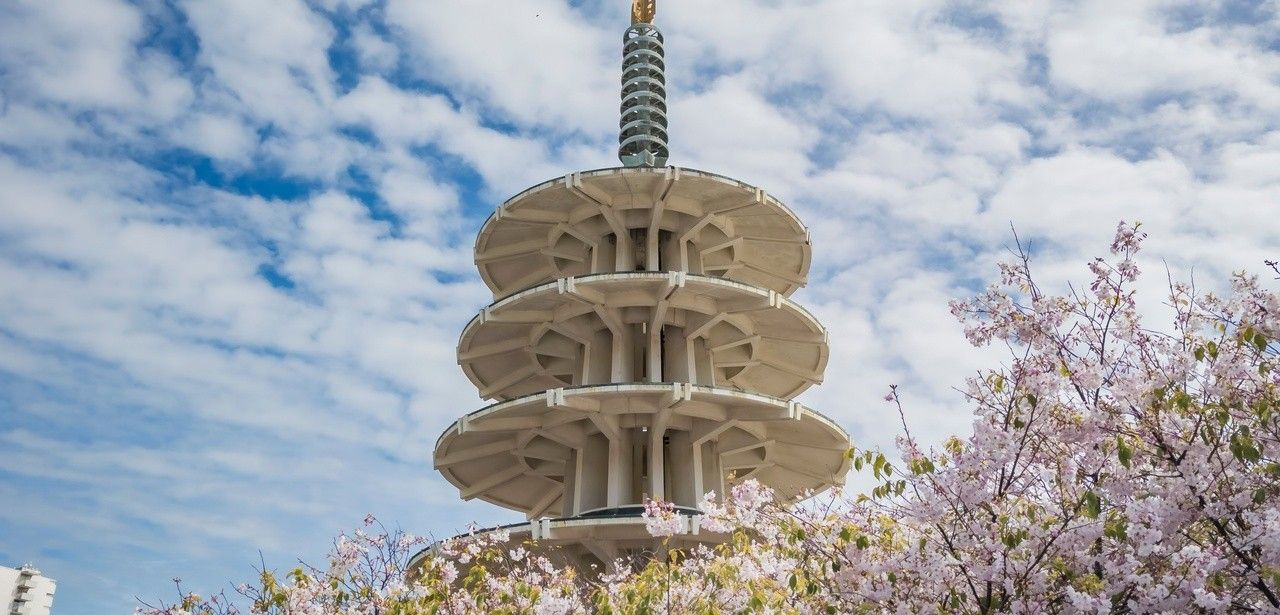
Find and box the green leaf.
[1117,437,1132,468]
[910,458,935,475]
[1103,514,1128,540]
[1200,424,1214,446]
[1082,491,1102,519]
[1194,346,1205,361]
[855,535,870,550]
[1254,332,1268,352]
[1243,443,1262,463]
[1264,463,1280,479]
[1002,530,1026,549]
[1231,431,1262,463]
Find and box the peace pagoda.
[414,0,851,572]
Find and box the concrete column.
[701,440,724,499]
[647,322,663,382]
[606,430,632,507]
[648,412,670,500]
[666,430,694,506]
[579,434,610,512]
[563,449,579,516]
[589,329,612,385]
[663,325,688,381]
[692,337,714,386]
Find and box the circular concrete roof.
[457,272,828,402]
[434,382,851,516]
[474,167,811,298]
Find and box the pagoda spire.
[618,0,668,167]
[631,0,655,24]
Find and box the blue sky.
[1,0,1278,612]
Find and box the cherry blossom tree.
[142,223,1280,614]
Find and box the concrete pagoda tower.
[419,0,851,571]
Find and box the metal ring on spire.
[618,22,668,167]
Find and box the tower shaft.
[618,20,667,167]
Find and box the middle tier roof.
[458,272,828,401]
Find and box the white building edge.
[412,1,851,574]
[1,565,56,615]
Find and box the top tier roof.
[474,166,812,299]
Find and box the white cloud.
[351,23,399,73]
[172,112,259,162]
[672,74,818,185]
[0,0,146,108]
[385,0,616,132]
[1045,0,1280,106]
[178,0,337,126]
[983,148,1192,246]
[334,76,566,192]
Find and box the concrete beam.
[461,465,525,500]
[435,439,515,468]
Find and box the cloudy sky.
[1,0,1277,611]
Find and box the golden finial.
[631,0,655,24]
